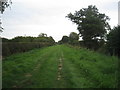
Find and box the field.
[2,45,118,88]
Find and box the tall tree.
[66,5,111,49]
[107,25,120,56]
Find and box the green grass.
[2,45,119,88]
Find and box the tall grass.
[61,45,118,88]
[2,45,119,88]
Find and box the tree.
[49,36,55,44]
[61,35,69,43]
[38,33,47,37]
[69,32,79,45]
[69,32,79,41]
[66,5,111,49]
[0,0,12,14]
[107,25,120,56]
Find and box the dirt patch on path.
[57,51,64,81]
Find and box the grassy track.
[2,45,118,88]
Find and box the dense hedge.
[2,35,55,57]
[2,42,54,57]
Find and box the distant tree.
[34,35,55,44]
[69,32,79,45]
[49,36,55,44]
[61,35,69,43]
[69,32,79,41]
[38,33,47,37]
[107,25,120,56]
[10,36,34,42]
[58,40,62,44]
[66,5,111,49]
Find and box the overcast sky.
[1,0,119,41]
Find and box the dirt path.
[57,58,63,80]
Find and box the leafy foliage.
[61,36,69,44]
[0,0,12,14]
[69,32,79,41]
[69,32,79,45]
[0,0,12,32]
[107,25,120,57]
[59,32,79,45]
[66,5,111,49]
[2,35,55,57]
[38,33,47,37]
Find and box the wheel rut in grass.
[57,52,64,81]
[57,58,62,80]
[12,51,52,88]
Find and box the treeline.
[58,5,120,57]
[2,33,55,57]
[59,32,104,50]
[58,32,79,46]
[59,26,120,57]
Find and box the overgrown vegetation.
[1,4,120,88]
[2,33,55,57]
[63,5,120,58]
[58,32,79,46]
[62,45,118,88]
[3,45,118,88]
[106,25,120,57]
[66,5,111,50]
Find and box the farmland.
[2,45,118,88]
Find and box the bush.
[2,42,54,57]
[2,36,55,57]
[106,25,120,57]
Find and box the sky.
[1,0,119,42]
[118,1,120,25]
